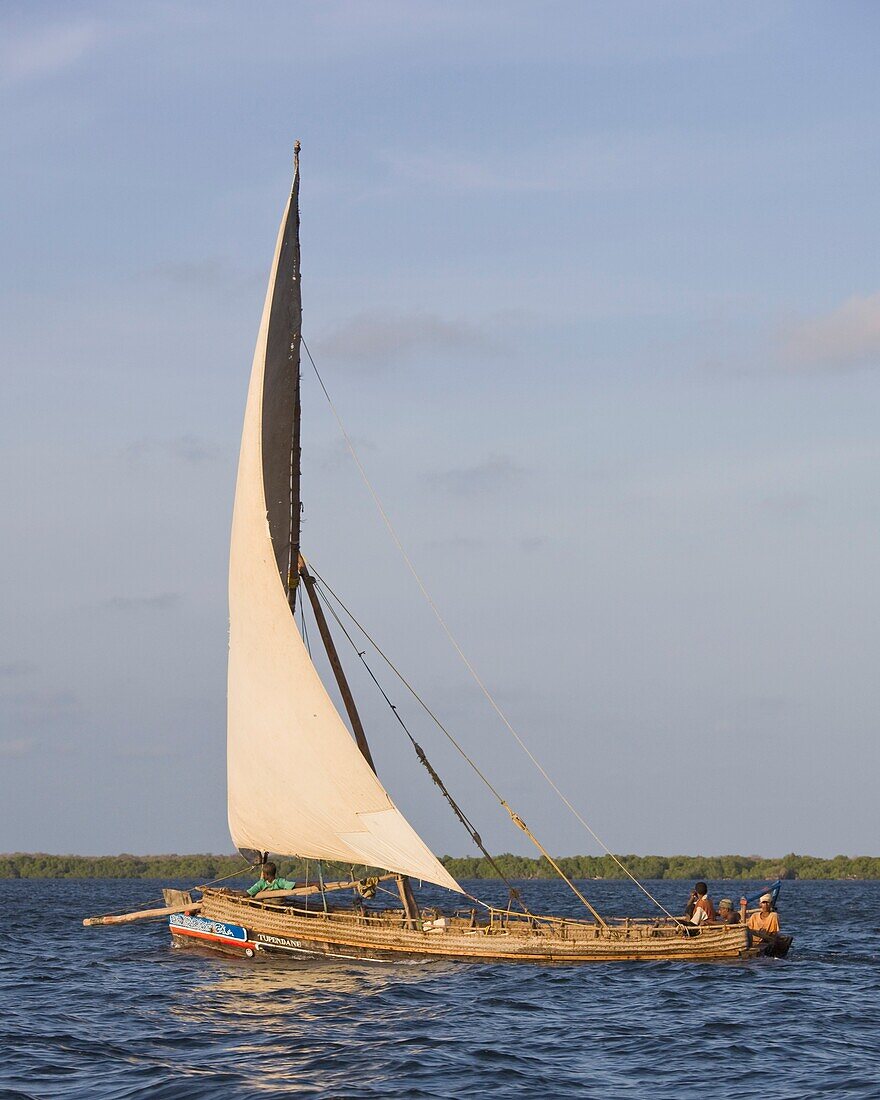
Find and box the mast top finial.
[294,140,301,158]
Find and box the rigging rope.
[310,581,538,920]
[312,572,604,925]
[311,568,503,800]
[302,336,681,926]
[299,594,312,658]
[90,859,260,919]
[197,860,260,891]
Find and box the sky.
[2,1,879,862]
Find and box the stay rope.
[312,569,607,926]
[302,336,680,926]
[310,579,538,920]
[90,860,260,920]
[297,594,313,658]
[197,860,261,891]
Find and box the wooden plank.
[83,901,201,927]
[162,889,195,908]
[254,874,396,899]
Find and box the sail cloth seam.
[301,336,681,925]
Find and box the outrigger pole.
[298,554,421,928]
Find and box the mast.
[259,138,302,612]
[284,148,417,926]
[286,141,303,611]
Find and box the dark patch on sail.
[238,847,265,866]
[261,169,302,605]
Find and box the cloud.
[315,312,499,369]
[380,134,729,195]
[146,258,230,287]
[743,695,792,715]
[382,149,538,194]
[427,454,525,497]
[0,690,78,730]
[143,257,263,295]
[3,690,77,710]
[0,660,38,678]
[317,435,377,473]
[759,492,814,516]
[425,535,485,551]
[0,18,103,87]
[0,737,38,758]
[99,593,181,612]
[381,120,857,199]
[781,291,880,373]
[123,436,221,465]
[114,743,181,760]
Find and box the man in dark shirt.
[685,881,716,924]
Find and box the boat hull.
[167,891,769,964]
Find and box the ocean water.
[2,877,878,1098]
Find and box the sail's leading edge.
[227,160,462,894]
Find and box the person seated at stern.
[741,892,780,936]
[246,862,298,897]
[686,882,716,925]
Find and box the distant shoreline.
[2,853,878,880]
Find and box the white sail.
[227,179,462,895]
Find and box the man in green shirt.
[246,862,298,897]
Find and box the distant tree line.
[1,852,878,880]
[440,853,880,881]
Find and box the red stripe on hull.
[171,926,253,949]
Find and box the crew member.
[687,882,716,925]
[246,862,298,897]
[716,898,740,924]
[740,892,779,936]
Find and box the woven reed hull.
[172,891,759,964]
